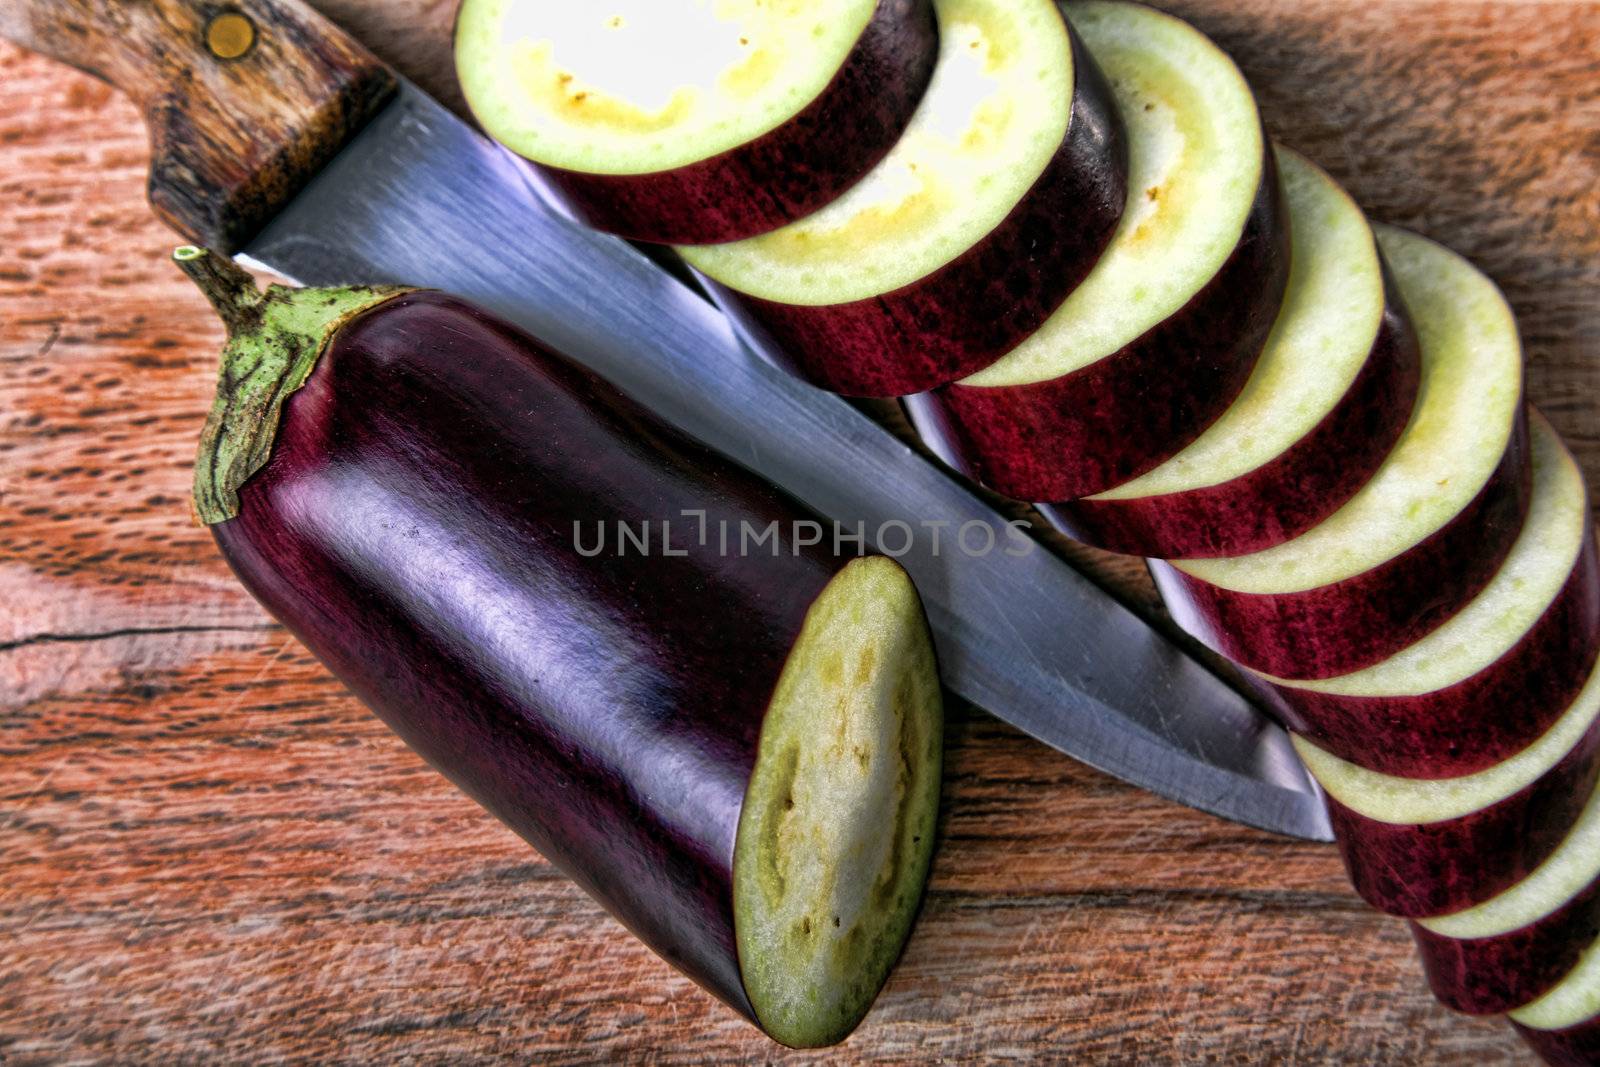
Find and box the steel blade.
[240,82,1331,842]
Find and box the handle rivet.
[205,13,257,60]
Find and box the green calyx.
[173,246,409,525]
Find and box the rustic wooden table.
[2,1,1596,1062]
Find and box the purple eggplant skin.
[210,289,869,1025]
[505,0,938,246]
[1036,264,1421,559]
[698,20,1129,398]
[905,136,1289,501]
[1518,1020,1600,1067]
[1262,521,1600,779]
[1151,408,1533,680]
[1411,873,1600,1015]
[1325,713,1600,919]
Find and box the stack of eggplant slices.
[455,0,1599,1057]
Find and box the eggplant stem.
[181,253,412,525]
[173,246,265,336]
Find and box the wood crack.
[0,622,279,653]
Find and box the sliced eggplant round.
[175,250,944,1048]
[1411,774,1600,1015]
[907,0,1287,499]
[1513,933,1600,1067]
[1040,147,1420,558]
[1155,225,1530,679]
[734,557,942,1046]
[680,0,1128,397]
[1294,647,1600,918]
[454,0,938,245]
[1259,414,1599,777]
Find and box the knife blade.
[240,81,1330,842]
[5,3,1331,841]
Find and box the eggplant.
[454,0,940,246]
[1154,226,1531,680]
[173,247,944,1049]
[1034,148,1422,560]
[905,0,1290,500]
[1258,413,1600,779]
[1294,644,1600,919]
[1513,929,1600,1065]
[678,0,1129,398]
[1412,772,1600,1015]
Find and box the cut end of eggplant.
[962,0,1263,388]
[1294,642,1600,825]
[1177,224,1523,595]
[455,0,876,175]
[734,555,943,1048]
[1264,412,1586,699]
[681,0,1075,305]
[1092,147,1380,500]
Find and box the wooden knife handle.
[0,1,395,251]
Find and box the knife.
[0,0,1331,841]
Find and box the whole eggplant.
[173,247,943,1048]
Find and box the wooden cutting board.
[2,1,1595,1061]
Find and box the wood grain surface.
[2,1,1596,1062]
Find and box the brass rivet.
[205,12,256,60]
